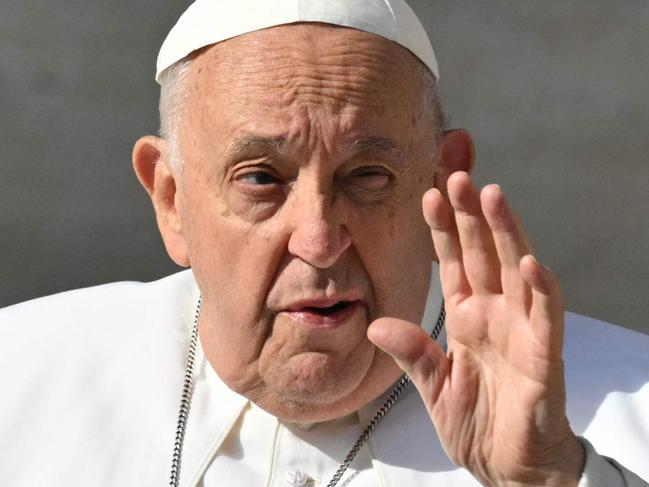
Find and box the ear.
[132,136,190,267]
[434,129,475,198]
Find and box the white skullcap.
[156,0,439,84]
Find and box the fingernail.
[527,254,541,265]
[528,255,552,274]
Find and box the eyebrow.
[227,135,287,156]
[350,136,403,163]
[226,134,404,162]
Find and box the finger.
[423,188,471,300]
[520,255,564,360]
[480,185,533,308]
[368,317,449,408]
[447,172,502,295]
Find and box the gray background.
[1,1,647,334]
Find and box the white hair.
[158,59,192,173]
[158,55,445,173]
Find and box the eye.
[347,167,392,190]
[339,166,393,204]
[235,169,282,186]
[232,167,287,199]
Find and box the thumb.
[368,318,449,408]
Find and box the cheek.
[190,216,286,390]
[351,190,432,324]
[182,176,282,292]
[180,184,288,353]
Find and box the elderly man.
[1,1,648,486]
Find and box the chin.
[279,351,369,402]
[254,350,374,422]
[250,341,402,422]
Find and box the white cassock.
[1,266,648,486]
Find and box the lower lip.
[282,301,364,328]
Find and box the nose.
[286,191,351,269]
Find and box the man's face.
[173,24,439,421]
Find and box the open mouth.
[285,299,363,327]
[303,301,354,316]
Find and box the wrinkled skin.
[134,24,583,487]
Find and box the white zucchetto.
[156,0,439,83]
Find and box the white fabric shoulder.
[562,312,649,481]
[579,437,649,487]
[0,270,199,486]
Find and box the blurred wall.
[1,1,647,333]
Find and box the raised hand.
[368,171,584,487]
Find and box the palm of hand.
[436,295,570,485]
[369,171,582,487]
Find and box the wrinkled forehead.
[184,23,426,115]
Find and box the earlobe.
[132,136,191,268]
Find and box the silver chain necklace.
[169,298,445,487]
